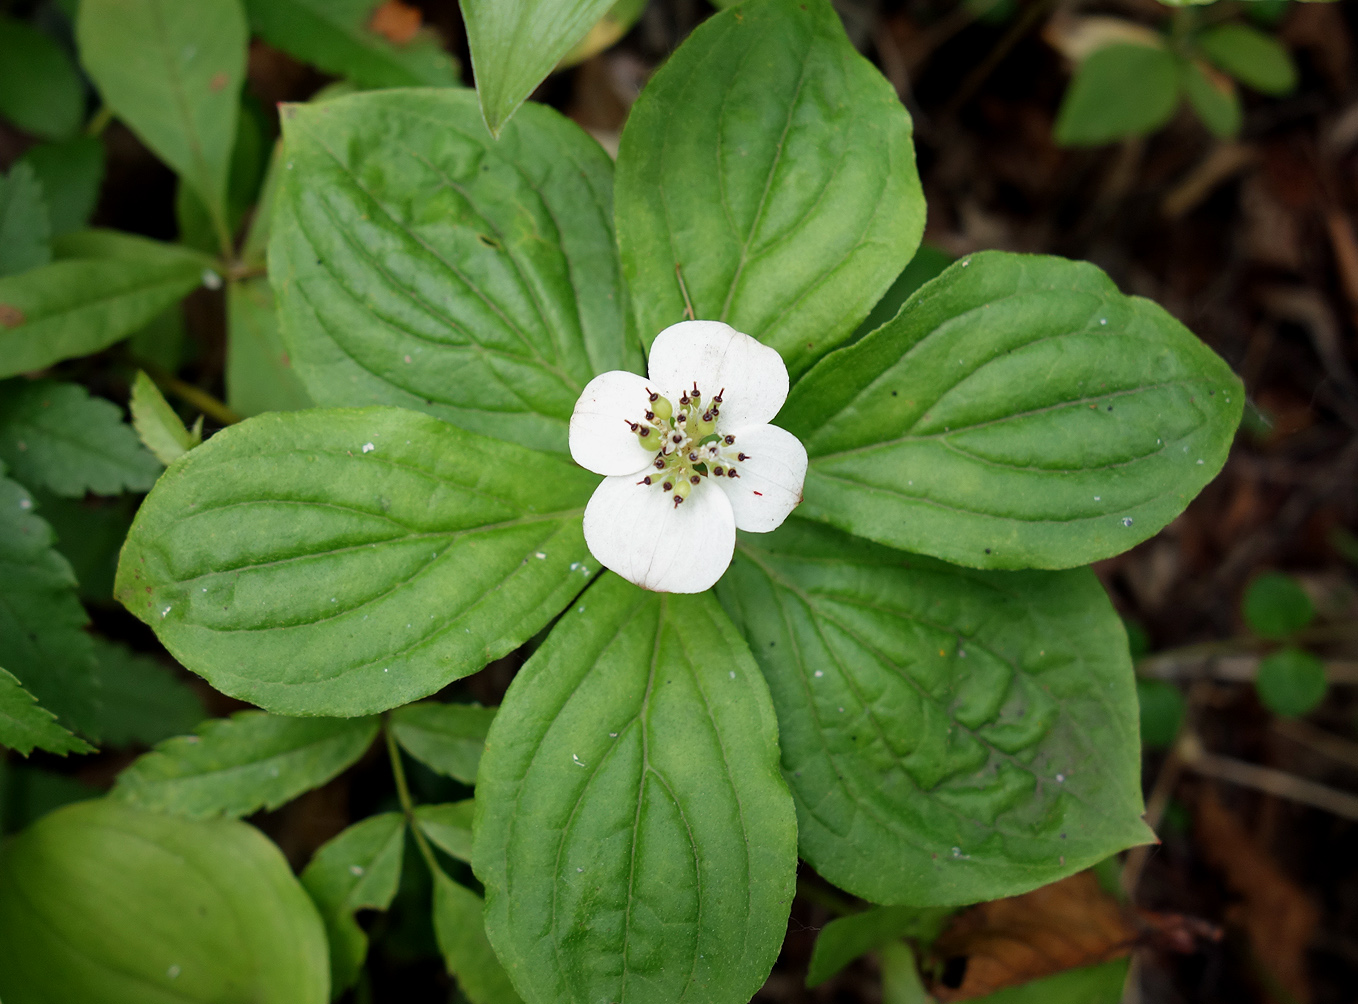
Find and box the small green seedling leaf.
[474,574,797,1004]
[616,0,925,377]
[1136,678,1185,749]
[113,710,380,818]
[390,701,496,784]
[17,136,106,236]
[1255,648,1326,718]
[130,370,202,465]
[0,799,329,1004]
[0,162,52,277]
[1055,43,1181,147]
[0,667,94,757]
[1183,58,1242,139]
[807,906,951,987]
[1242,572,1314,639]
[964,958,1130,1003]
[1198,23,1297,96]
[301,811,406,995]
[0,14,84,140]
[433,870,522,1004]
[461,0,616,135]
[415,800,475,862]
[0,378,161,497]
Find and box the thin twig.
[1178,732,1358,821]
[942,0,1060,118]
[385,722,441,876]
[1272,717,1358,774]
[1139,654,1358,685]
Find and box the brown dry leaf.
[928,872,1137,1001]
[1195,791,1318,1004]
[368,0,422,45]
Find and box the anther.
[713,466,724,476]
[662,481,673,492]
[672,496,684,508]
[647,389,659,402]
[714,388,724,402]
[624,419,639,431]
[724,435,735,445]
[727,469,739,478]
[679,391,690,407]
[654,457,666,469]
[638,476,652,485]
[737,453,748,461]
[671,433,682,443]
[690,475,700,484]
[690,381,701,403]
[702,410,714,422]
[645,410,655,421]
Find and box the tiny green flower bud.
[672,478,692,501]
[650,393,673,422]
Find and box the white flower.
[569,320,808,594]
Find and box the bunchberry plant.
[0,0,1245,1002]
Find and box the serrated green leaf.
[1183,58,1241,139]
[90,636,205,748]
[968,958,1130,1004]
[717,519,1154,906]
[434,869,522,1004]
[1242,571,1314,639]
[0,667,94,757]
[784,252,1243,570]
[806,906,950,987]
[462,0,614,135]
[112,710,380,818]
[0,799,329,1004]
[615,0,925,378]
[245,0,460,89]
[0,162,51,278]
[1198,22,1296,95]
[0,15,84,141]
[0,231,209,378]
[17,136,106,237]
[226,277,312,417]
[390,701,496,783]
[1256,648,1326,718]
[130,369,200,465]
[115,407,597,716]
[31,488,138,604]
[0,763,100,835]
[415,799,474,862]
[474,574,797,1004]
[1055,43,1181,147]
[301,811,406,995]
[77,0,247,244]
[271,89,636,453]
[0,379,161,497]
[0,469,100,736]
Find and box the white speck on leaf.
[729,671,735,679]
[167,965,181,979]
[362,442,375,453]
[160,605,172,618]
[350,865,364,876]
[572,753,585,767]
[18,498,31,509]
[1122,517,1134,527]
[201,269,222,290]
[1056,773,1066,783]
[814,670,824,678]
[535,552,547,559]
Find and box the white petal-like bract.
[716,424,808,533]
[568,371,657,476]
[582,475,736,593]
[646,320,790,429]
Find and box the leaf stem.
[86,105,114,137]
[384,721,441,877]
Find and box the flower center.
[626,384,750,508]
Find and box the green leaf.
[785,252,1244,570]
[1242,571,1314,639]
[0,162,52,278]
[1255,648,1326,718]
[0,378,161,497]
[806,906,951,987]
[227,277,313,417]
[0,468,100,736]
[1055,43,1182,147]
[112,710,380,818]
[967,958,1129,1004]
[32,489,139,604]
[76,0,247,242]
[245,0,460,89]
[433,869,523,1004]
[560,0,649,68]
[114,407,597,716]
[1198,23,1297,95]
[17,137,106,237]
[175,92,270,256]
[474,574,797,1004]
[0,763,100,835]
[880,942,931,1004]
[855,244,955,342]
[130,369,201,465]
[390,701,496,783]
[0,667,94,756]
[271,89,636,453]
[1136,678,1184,749]
[615,0,925,378]
[414,799,475,862]
[0,231,209,378]
[90,636,206,748]
[0,798,330,1003]
[0,15,84,141]
[461,0,615,135]
[717,519,1154,906]
[1183,59,1241,139]
[301,811,406,995]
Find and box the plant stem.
[86,106,114,137]
[384,722,441,876]
[135,360,242,427]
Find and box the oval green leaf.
[271,89,636,453]
[474,573,797,1004]
[415,799,475,862]
[390,700,496,783]
[0,15,84,141]
[784,252,1243,570]
[614,0,925,378]
[1198,23,1296,96]
[1054,43,1182,147]
[0,798,328,1003]
[114,407,598,716]
[717,519,1154,906]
